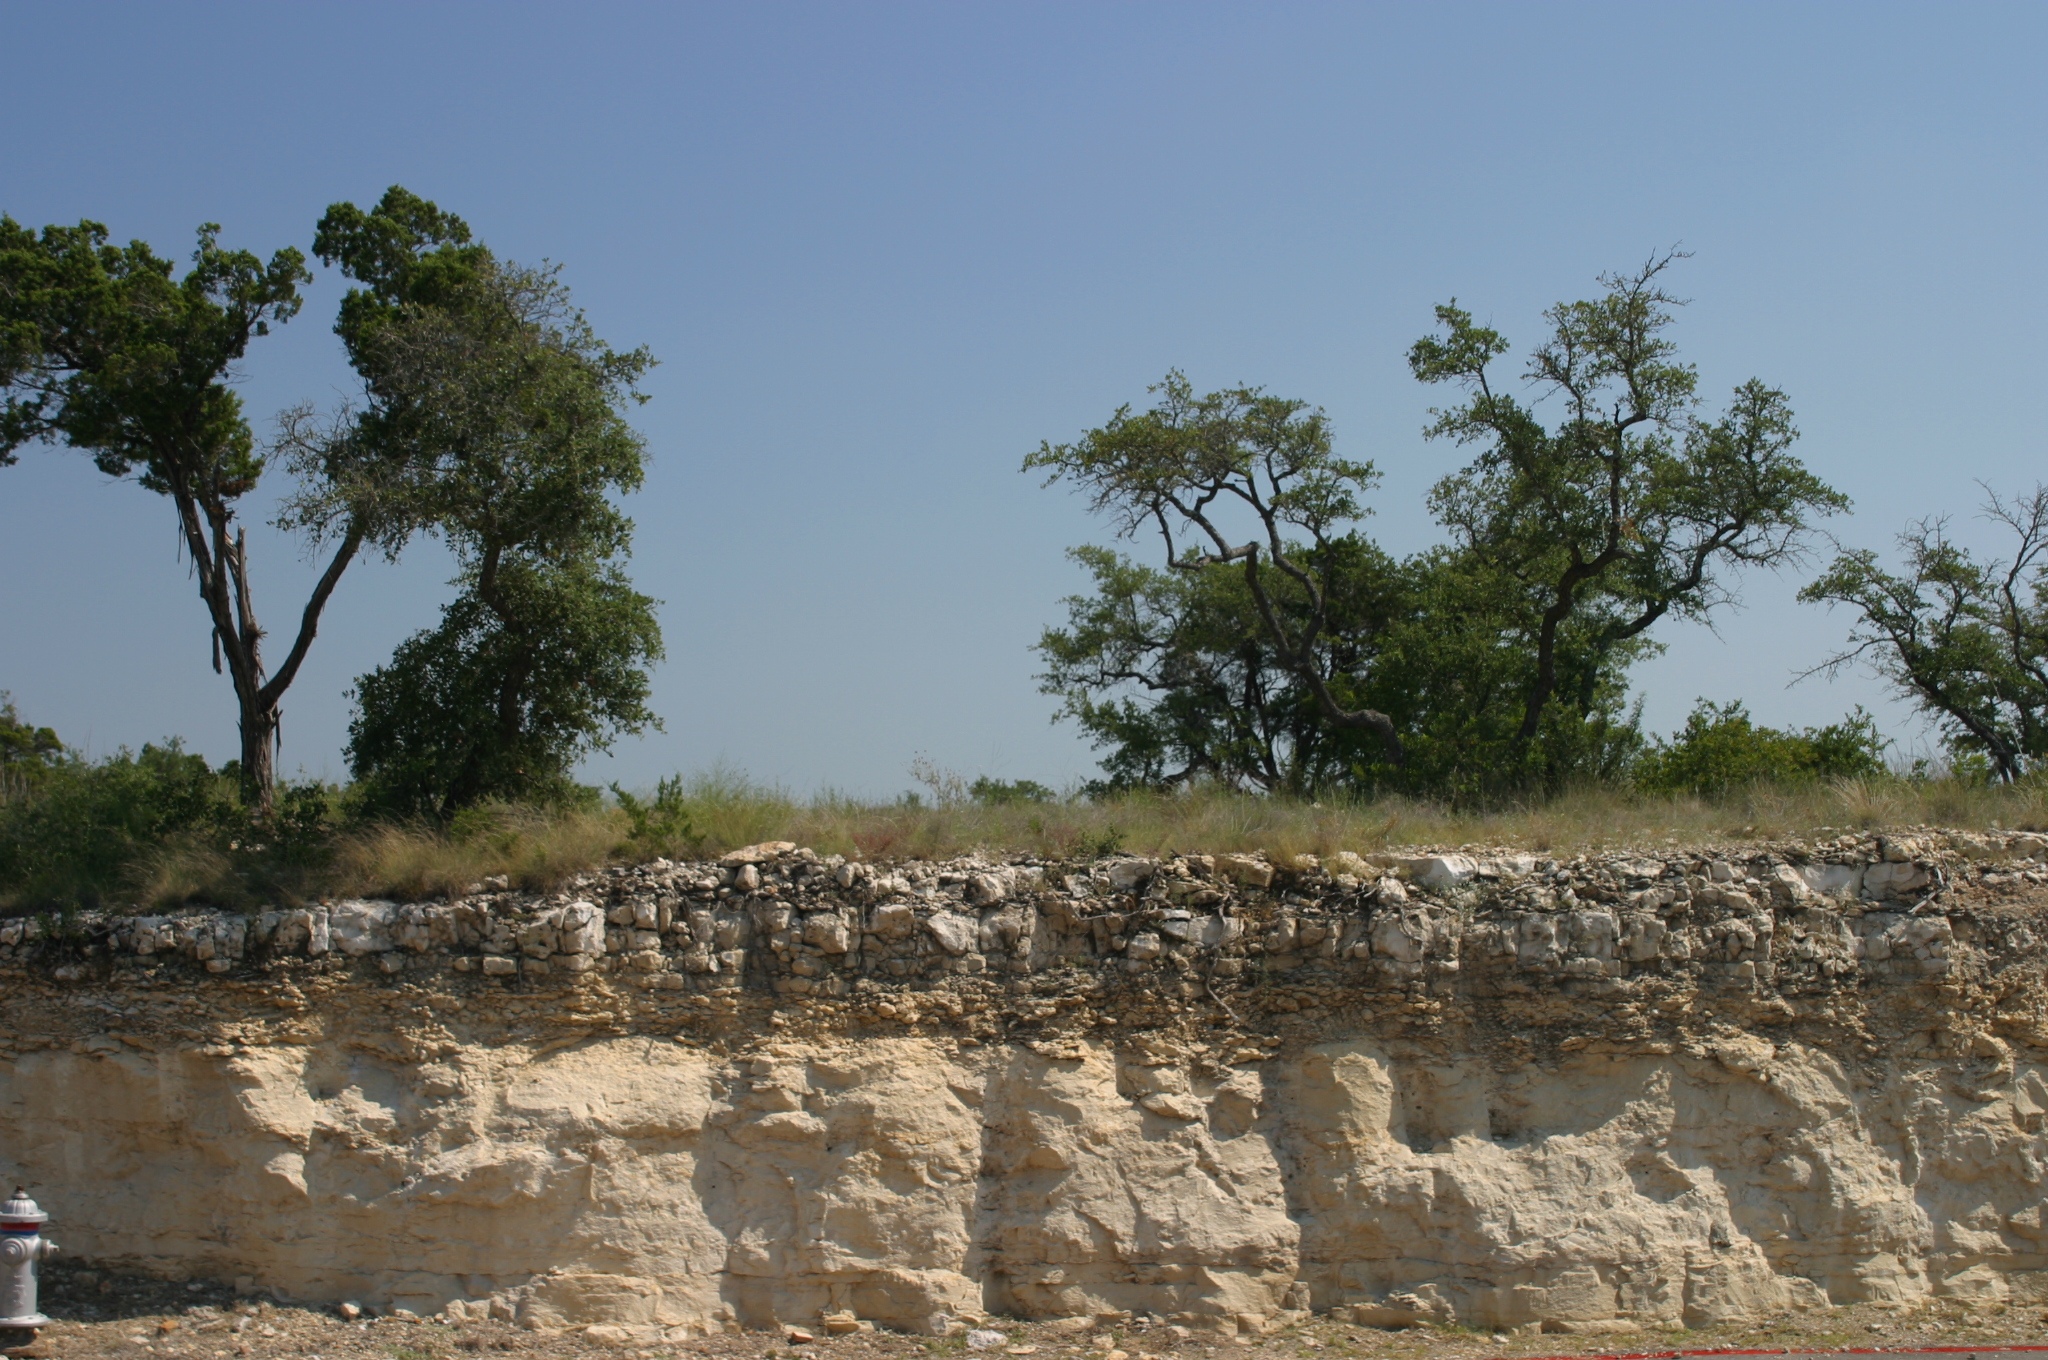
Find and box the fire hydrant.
[0,1188,55,1337]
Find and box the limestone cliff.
[3,831,2047,1335]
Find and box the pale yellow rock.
[1213,855,1273,888]
[722,842,798,866]
[1543,1319,1643,1335]
[6,996,2048,1332]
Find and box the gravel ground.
[7,1266,2048,1360]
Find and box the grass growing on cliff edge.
[9,761,2048,911]
[319,769,2048,901]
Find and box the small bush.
[970,777,1056,806]
[0,740,234,909]
[0,723,346,912]
[612,775,703,859]
[1634,701,1887,797]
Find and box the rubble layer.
[23,1257,2048,1358]
[4,829,2048,1334]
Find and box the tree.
[1800,486,2048,782]
[1026,372,1406,764]
[1633,698,1887,796]
[1036,538,1647,798]
[1410,253,1848,756]
[311,189,664,817]
[0,693,64,792]
[1362,548,1650,795]
[346,557,663,818]
[0,216,384,813]
[1037,536,1408,794]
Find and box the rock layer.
[3,832,2048,1333]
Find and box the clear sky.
[2,2,2044,797]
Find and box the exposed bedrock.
[3,833,2047,1333]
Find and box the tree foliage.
[1633,699,1887,796]
[1032,259,1843,799]
[1801,486,2048,781]
[314,189,664,819]
[1411,252,1848,751]
[1025,373,1405,763]
[0,215,361,810]
[347,557,663,819]
[1037,537,1408,794]
[0,695,63,788]
[1036,539,1645,798]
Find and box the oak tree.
[1411,253,1847,758]
[1026,373,1406,765]
[1801,486,2048,781]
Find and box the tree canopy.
[1411,252,1848,751]
[1026,372,1405,765]
[1032,258,1845,799]
[313,189,664,819]
[0,215,356,809]
[1801,485,2048,782]
[0,694,63,788]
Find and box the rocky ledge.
[1,830,2046,1336]
[11,827,2044,1008]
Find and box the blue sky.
[2,1,2044,796]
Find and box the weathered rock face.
[5,832,2048,1334]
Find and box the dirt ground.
[8,1264,2048,1360]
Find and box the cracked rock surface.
[4,831,2048,1333]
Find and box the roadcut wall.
[3,832,2048,1336]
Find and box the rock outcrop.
[4,830,2048,1334]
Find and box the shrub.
[1634,700,1887,797]
[0,740,234,909]
[969,777,1056,806]
[612,775,703,859]
[0,738,341,912]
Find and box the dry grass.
[317,772,2048,901]
[122,838,243,912]
[329,803,627,901]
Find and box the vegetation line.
[4,722,2045,911]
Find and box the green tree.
[1036,537,1646,798]
[1026,372,1406,764]
[1800,486,2048,781]
[0,217,370,811]
[1410,253,1848,758]
[1028,370,1661,799]
[1364,549,1649,796]
[0,694,64,794]
[346,558,662,817]
[312,189,664,817]
[1037,536,1409,794]
[1633,699,1887,796]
